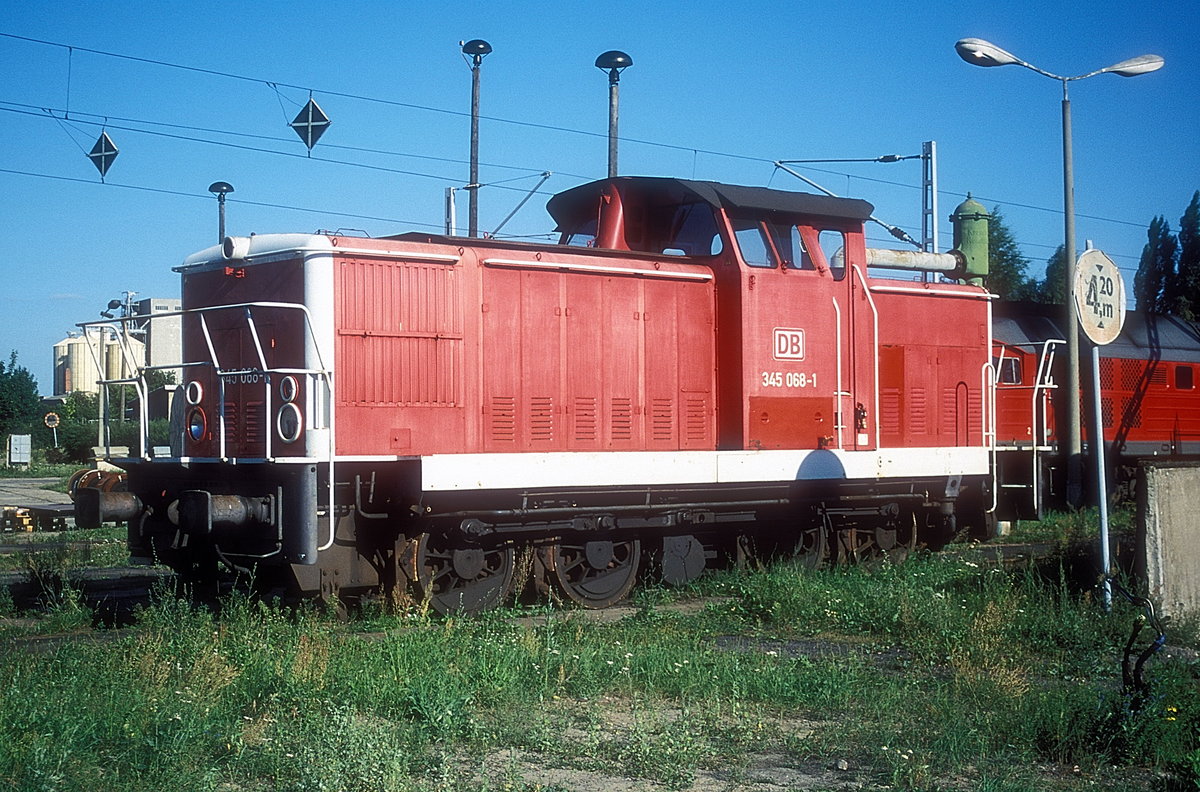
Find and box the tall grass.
[0,552,1195,791]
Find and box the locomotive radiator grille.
[651,398,674,442]
[489,396,517,443]
[573,397,598,442]
[685,398,708,443]
[223,402,238,444]
[530,397,555,442]
[611,398,633,442]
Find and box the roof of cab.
[546,176,875,230]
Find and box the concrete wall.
[1138,461,1200,619]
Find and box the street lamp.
[955,38,1163,506]
[595,50,632,179]
[208,181,235,243]
[461,39,492,238]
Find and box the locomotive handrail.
[482,256,714,282]
[79,301,337,550]
[1030,338,1062,512]
[831,296,845,448]
[868,283,996,301]
[75,323,151,459]
[852,265,881,446]
[187,301,339,553]
[983,361,998,514]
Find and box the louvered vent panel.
[530,397,554,442]
[244,401,264,444]
[489,397,516,443]
[881,389,902,436]
[909,389,928,435]
[651,399,674,442]
[685,398,708,443]
[611,398,633,442]
[223,402,238,443]
[574,397,598,442]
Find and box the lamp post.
[955,38,1163,506]
[595,50,632,179]
[461,39,492,238]
[208,181,234,243]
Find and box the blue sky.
[2,1,1196,393]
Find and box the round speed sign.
[1073,249,1126,346]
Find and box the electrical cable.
[0,167,445,230]
[1107,575,1166,713]
[0,31,1162,232]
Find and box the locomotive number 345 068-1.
[761,371,817,388]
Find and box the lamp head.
[955,38,1020,68]
[595,50,632,72]
[461,39,492,66]
[1104,54,1164,77]
[208,181,234,196]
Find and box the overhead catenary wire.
[2,99,593,182]
[0,31,1163,234]
[0,167,446,231]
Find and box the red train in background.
[75,175,1199,611]
[993,302,1200,519]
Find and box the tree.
[985,207,1039,300]
[0,351,41,438]
[1134,216,1178,313]
[1171,191,1200,320]
[1034,244,1068,305]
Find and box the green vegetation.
[0,525,129,573]
[0,548,1195,791]
[1134,190,1200,316]
[1000,506,1135,546]
[0,351,40,441]
[0,462,82,479]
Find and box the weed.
[0,547,1196,790]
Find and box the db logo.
[773,328,805,360]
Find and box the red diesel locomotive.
[992,302,1200,519]
[79,176,1000,611]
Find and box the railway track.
[0,540,1079,626]
[0,566,175,623]
[0,538,120,556]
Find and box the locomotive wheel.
[540,538,641,608]
[660,535,706,586]
[790,525,829,570]
[413,533,515,615]
[873,510,918,562]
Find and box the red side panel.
[600,276,642,449]
[476,263,715,453]
[336,256,466,455]
[869,287,989,449]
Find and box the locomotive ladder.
[994,338,1062,515]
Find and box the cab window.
[732,219,777,268]
[1176,365,1194,390]
[994,356,1023,385]
[781,225,816,270]
[659,202,723,256]
[819,229,847,281]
